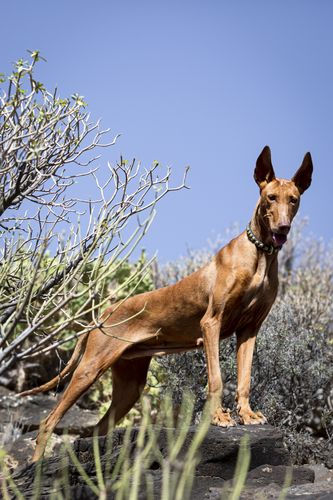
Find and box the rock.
[69,424,290,477]
[0,389,99,469]
[307,463,333,484]
[0,350,71,392]
[5,431,37,467]
[208,464,315,499]
[208,481,333,500]
[19,394,100,435]
[240,463,314,486]
[4,431,79,468]
[285,482,333,499]
[60,423,289,471]
[0,385,15,398]
[0,392,100,435]
[137,472,225,500]
[207,483,283,499]
[0,391,331,500]
[11,424,292,498]
[192,424,290,478]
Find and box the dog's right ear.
[254,146,276,190]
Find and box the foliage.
[0,52,187,376]
[108,250,155,302]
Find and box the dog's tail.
[18,332,89,397]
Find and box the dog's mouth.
[271,232,288,248]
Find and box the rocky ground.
[1,386,332,499]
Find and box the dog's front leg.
[236,328,267,425]
[201,314,236,427]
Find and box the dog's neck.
[250,199,276,249]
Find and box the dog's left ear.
[254,146,276,190]
[292,152,313,194]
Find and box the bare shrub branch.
[0,52,188,375]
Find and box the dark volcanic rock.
[70,424,290,478]
[240,463,314,486]
[0,350,71,392]
[5,420,333,499]
[0,392,99,434]
[190,424,290,479]
[5,431,37,467]
[285,482,333,499]
[208,464,315,500]
[12,424,291,498]
[0,389,99,467]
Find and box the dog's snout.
[277,224,290,234]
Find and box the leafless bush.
[0,52,188,377]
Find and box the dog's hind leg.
[31,333,134,462]
[32,353,109,462]
[95,356,152,435]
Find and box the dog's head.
[254,146,313,248]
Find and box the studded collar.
[246,223,281,255]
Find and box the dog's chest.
[242,268,277,321]
[222,265,277,335]
[247,273,274,307]
[249,268,272,294]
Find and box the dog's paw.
[211,407,236,427]
[238,409,267,425]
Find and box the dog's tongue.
[272,233,287,247]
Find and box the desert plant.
[0,52,188,377]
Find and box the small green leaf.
[30,50,40,61]
[71,93,87,107]
[33,80,45,93]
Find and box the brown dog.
[20,146,313,461]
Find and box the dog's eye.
[267,194,277,202]
[289,197,298,205]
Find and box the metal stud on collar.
[246,223,280,255]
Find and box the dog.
[20,146,313,461]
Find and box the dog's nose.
[278,224,290,234]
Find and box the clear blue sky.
[2,1,332,261]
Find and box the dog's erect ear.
[292,152,313,194]
[254,146,276,190]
